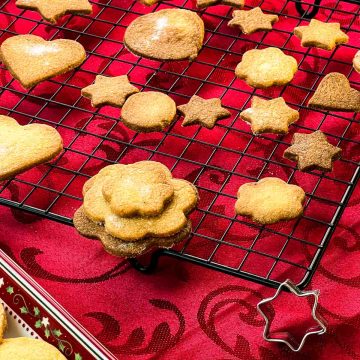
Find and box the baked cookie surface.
[240,97,299,134]
[228,7,278,34]
[121,92,177,132]
[284,131,341,172]
[235,47,298,88]
[0,337,66,360]
[308,72,360,112]
[235,177,305,224]
[294,19,349,51]
[0,34,86,88]
[0,116,63,181]
[15,0,92,23]
[124,9,204,61]
[0,305,6,344]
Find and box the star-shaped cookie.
[228,7,278,34]
[240,97,299,134]
[177,95,231,129]
[15,0,93,24]
[294,19,349,51]
[81,75,139,108]
[235,177,305,224]
[138,0,160,5]
[284,131,341,172]
[197,0,244,8]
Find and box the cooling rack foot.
[128,250,163,273]
[295,0,321,18]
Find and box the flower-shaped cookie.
[74,161,198,257]
[235,177,305,224]
[235,47,298,88]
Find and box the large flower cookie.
[74,161,198,257]
[235,177,305,224]
[235,47,298,88]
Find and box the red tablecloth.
[0,0,360,359]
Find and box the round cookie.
[0,338,66,360]
[121,92,177,132]
[124,9,204,61]
[353,51,360,73]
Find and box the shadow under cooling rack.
[0,0,359,289]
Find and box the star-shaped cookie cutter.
[257,279,327,352]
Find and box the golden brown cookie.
[235,177,305,224]
[294,19,349,51]
[0,338,66,360]
[124,9,204,61]
[0,116,63,181]
[308,72,360,112]
[139,0,162,5]
[235,47,297,88]
[81,75,139,108]
[121,92,177,132]
[0,305,6,344]
[177,95,231,129]
[74,161,198,257]
[228,7,278,34]
[15,0,92,24]
[284,131,341,172]
[74,206,192,257]
[197,0,244,8]
[353,51,360,73]
[240,97,299,134]
[0,35,86,89]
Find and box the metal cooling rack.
[0,0,359,289]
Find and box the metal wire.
[0,0,359,289]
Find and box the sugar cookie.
[121,92,177,132]
[308,72,360,112]
[284,131,341,172]
[0,35,86,89]
[81,75,139,108]
[228,7,278,34]
[235,47,297,88]
[15,0,92,24]
[177,95,231,129]
[0,338,66,360]
[240,96,299,134]
[235,177,305,224]
[0,116,63,180]
[74,161,198,257]
[294,19,348,51]
[124,9,204,61]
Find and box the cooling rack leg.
[128,250,163,274]
[295,0,322,18]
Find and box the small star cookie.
[294,19,348,51]
[138,0,161,5]
[15,0,92,24]
[81,75,139,108]
[240,97,299,134]
[235,177,305,224]
[284,131,341,172]
[177,95,231,129]
[235,47,298,88]
[308,72,360,113]
[353,51,360,73]
[228,7,278,34]
[197,0,244,8]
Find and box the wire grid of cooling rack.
[0,0,359,289]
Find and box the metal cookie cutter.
[257,279,327,352]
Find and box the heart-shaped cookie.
[0,116,63,180]
[309,72,360,112]
[0,35,86,88]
